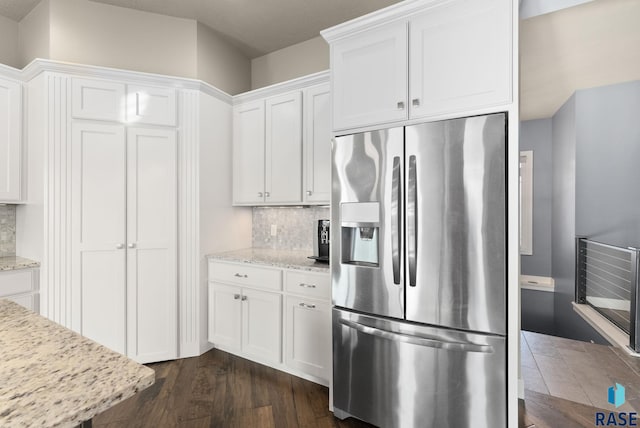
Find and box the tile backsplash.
[0,205,16,257]
[253,206,330,251]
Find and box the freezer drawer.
[332,309,506,428]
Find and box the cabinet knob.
[412,98,420,107]
[265,192,270,197]
[397,101,405,110]
[116,243,124,249]
[299,302,316,309]
[234,273,248,278]
[128,243,136,249]
[258,192,263,197]
[306,190,312,196]
[241,296,248,301]
[299,283,316,289]
[233,294,241,300]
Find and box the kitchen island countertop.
[207,248,330,273]
[0,299,154,427]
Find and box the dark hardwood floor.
[94,348,373,428]
[95,346,613,428]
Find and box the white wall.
[197,23,250,95]
[18,0,50,69]
[48,0,198,78]
[251,36,328,89]
[0,15,19,68]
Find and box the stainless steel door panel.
[332,128,404,319]
[405,113,506,335]
[333,309,506,428]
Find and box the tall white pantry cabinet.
[18,61,252,363]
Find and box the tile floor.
[521,330,640,412]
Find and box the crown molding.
[2,58,329,106]
[19,59,234,104]
[0,62,23,81]
[321,0,449,42]
[233,70,329,105]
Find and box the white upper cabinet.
[265,91,302,204]
[72,79,178,126]
[408,0,512,119]
[233,100,266,204]
[331,20,408,131]
[126,85,177,126]
[303,84,331,204]
[323,0,513,131]
[233,90,305,206]
[0,77,22,202]
[72,78,126,122]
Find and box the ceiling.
[0,0,402,58]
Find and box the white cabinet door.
[71,78,125,122]
[285,296,331,382]
[242,288,282,364]
[71,123,127,354]
[408,0,512,118]
[331,20,408,131]
[303,84,331,204]
[233,100,265,204]
[0,77,22,201]
[265,91,302,204]
[126,127,177,363]
[126,85,177,126]
[209,283,242,352]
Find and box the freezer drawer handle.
[339,319,493,354]
[391,156,401,284]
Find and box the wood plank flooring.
[95,335,637,427]
[93,348,373,428]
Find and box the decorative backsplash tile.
[252,206,330,251]
[0,205,16,257]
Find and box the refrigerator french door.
[331,113,506,428]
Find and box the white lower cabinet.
[285,296,331,381]
[208,277,282,364]
[208,260,330,385]
[242,288,282,363]
[0,268,40,312]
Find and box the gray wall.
[521,289,556,335]
[520,119,553,277]
[551,93,606,343]
[575,81,640,248]
[251,36,328,89]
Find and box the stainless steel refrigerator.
[331,113,507,428]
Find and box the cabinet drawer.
[127,85,177,126]
[72,78,126,122]
[285,270,330,301]
[0,269,35,297]
[209,261,282,291]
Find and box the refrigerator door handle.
[339,319,493,353]
[407,155,417,287]
[391,156,401,284]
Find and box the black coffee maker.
[309,219,330,263]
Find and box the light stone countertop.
[207,248,330,273]
[0,256,40,272]
[0,300,155,428]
